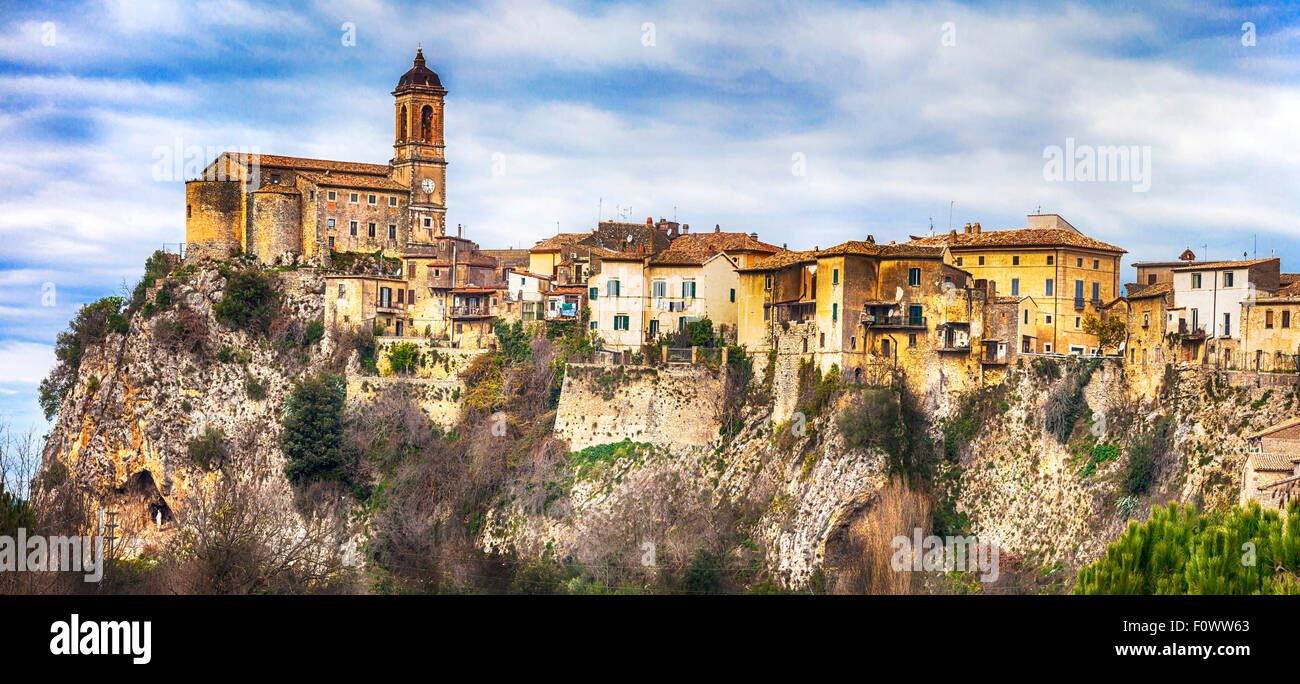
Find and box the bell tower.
[392,48,448,239]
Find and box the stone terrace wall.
[555,363,726,454]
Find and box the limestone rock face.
[41,266,328,551]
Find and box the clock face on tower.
[421,178,436,194]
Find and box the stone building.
[907,214,1126,355]
[186,49,511,349]
[1241,417,1300,509]
[735,238,1012,401]
[1240,276,1300,371]
[1167,257,1280,367]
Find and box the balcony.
[866,315,927,329]
[1073,297,1085,310]
[451,305,492,318]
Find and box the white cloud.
[0,342,54,385]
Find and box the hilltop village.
[178,50,1300,514]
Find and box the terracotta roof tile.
[737,249,818,272]
[229,152,393,177]
[531,233,591,251]
[297,170,407,192]
[1127,281,1173,299]
[1172,257,1278,271]
[817,240,947,259]
[908,227,1126,254]
[670,232,780,254]
[649,249,718,266]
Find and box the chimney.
[889,240,895,245]
[715,224,721,233]
[949,228,958,239]
[749,232,758,239]
[682,224,689,234]
[972,222,981,234]
[866,234,875,244]
[783,243,787,249]
[457,223,462,238]
[963,222,972,234]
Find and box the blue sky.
[1,0,1299,431]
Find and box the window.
[1023,309,1029,324]
[328,237,335,248]
[682,281,696,298]
[1092,282,1100,302]
[309,190,315,201]
[337,284,346,297]
[1074,280,1084,301]
[1044,343,1052,353]
[607,280,620,297]
[1223,312,1231,337]
[368,194,376,204]
[1076,257,1083,267]
[763,306,770,321]
[1265,310,1273,328]
[832,269,839,285]
[1046,314,1053,324]
[270,173,280,184]
[1143,313,1149,328]
[1148,274,1157,284]
[1225,272,1234,287]
[764,274,772,291]
[614,315,629,331]
[1011,278,1020,296]
[652,280,666,298]
[880,339,890,356]
[1285,311,1292,328]
[832,303,838,321]
[730,288,736,303]
[590,321,597,331]
[379,287,392,307]
[186,204,192,218]
[389,196,397,207]
[908,304,923,327]
[328,218,336,228]
[589,287,597,300]
[1074,316,1081,329]
[350,192,358,203]
[389,224,397,240]
[1192,273,1202,289]
[819,333,825,348]
[648,320,658,336]
[978,256,985,266]
[1012,256,1020,265]
[368,223,376,238]
[424,217,432,227]
[350,220,357,235]
[909,333,917,348]
[408,262,417,278]
[327,190,336,201]
[1047,255,1054,265]
[908,268,921,287]
[1045,279,1054,296]
[397,289,404,304]
[1093,259,1099,269]
[956,257,963,266]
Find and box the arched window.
[421,105,433,143]
[398,106,407,142]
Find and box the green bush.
[39,296,126,420]
[244,375,268,401]
[281,373,349,487]
[303,320,325,347]
[213,269,278,335]
[1075,501,1300,594]
[186,428,229,471]
[386,342,419,376]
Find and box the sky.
[1,0,1298,431]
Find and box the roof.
[451,286,505,294]
[547,286,588,295]
[396,48,444,90]
[817,240,947,259]
[649,249,717,266]
[1172,257,1278,272]
[669,231,779,254]
[1247,416,1300,441]
[1127,282,1173,299]
[510,270,553,280]
[298,170,407,192]
[581,221,672,254]
[907,227,1126,254]
[225,152,392,177]
[531,232,591,252]
[1253,453,1297,472]
[737,249,819,272]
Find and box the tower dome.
[397,48,443,89]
